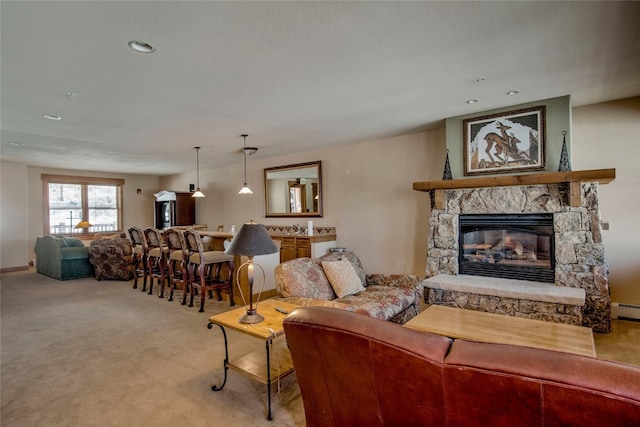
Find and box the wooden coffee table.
[405,305,596,357]
[207,299,299,421]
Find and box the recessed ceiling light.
[476,77,486,83]
[128,40,155,53]
[507,90,521,95]
[466,99,479,104]
[10,142,22,146]
[66,91,78,98]
[43,114,62,120]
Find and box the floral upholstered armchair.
[274,251,422,324]
[88,236,135,281]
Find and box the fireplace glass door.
[459,214,554,282]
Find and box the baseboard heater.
[611,302,640,321]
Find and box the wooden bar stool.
[163,229,190,303]
[143,227,169,298]
[183,229,235,312]
[128,226,148,291]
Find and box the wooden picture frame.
[463,105,546,176]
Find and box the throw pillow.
[319,251,366,287]
[275,258,336,300]
[322,258,366,298]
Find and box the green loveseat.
[35,236,93,280]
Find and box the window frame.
[42,174,125,238]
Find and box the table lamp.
[74,220,93,230]
[69,210,92,233]
[225,221,279,324]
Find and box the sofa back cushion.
[319,251,366,287]
[59,236,86,248]
[283,307,452,427]
[444,340,640,426]
[275,257,336,300]
[284,306,640,427]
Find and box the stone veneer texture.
[426,183,611,333]
[426,290,584,326]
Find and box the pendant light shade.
[192,146,205,198]
[239,184,253,195]
[239,134,257,195]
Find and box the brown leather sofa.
[283,307,640,427]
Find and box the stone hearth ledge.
[423,275,585,306]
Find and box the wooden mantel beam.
[413,168,615,209]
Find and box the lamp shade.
[74,220,93,229]
[238,135,256,196]
[192,146,205,198]
[238,184,253,195]
[225,221,278,256]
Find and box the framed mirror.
[264,161,322,217]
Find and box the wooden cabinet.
[279,237,297,262]
[274,235,335,262]
[154,192,196,229]
[296,238,311,258]
[174,192,195,226]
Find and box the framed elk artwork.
[463,105,546,176]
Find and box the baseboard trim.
[611,302,640,321]
[0,265,30,273]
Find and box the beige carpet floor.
[2,269,639,426]
[1,270,305,426]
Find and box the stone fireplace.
[414,169,615,333]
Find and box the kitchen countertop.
[198,230,336,242]
[268,233,336,242]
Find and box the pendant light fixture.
[239,134,257,195]
[192,146,205,198]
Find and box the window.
[42,174,124,236]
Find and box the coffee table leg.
[207,322,228,391]
[266,339,272,421]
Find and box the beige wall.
[445,95,571,178]
[572,97,640,305]
[161,97,639,304]
[1,161,30,269]
[2,98,637,306]
[160,129,446,276]
[21,167,159,265]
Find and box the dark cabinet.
[174,193,195,226]
[154,192,195,229]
